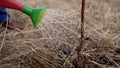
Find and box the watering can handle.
[0,0,24,10]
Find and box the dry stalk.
[88,60,105,68]
[77,0,86,67]
[0,15,9,51]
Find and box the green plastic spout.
[22,5,46,27]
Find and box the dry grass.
[0,0,119,68]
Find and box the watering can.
[0,0,46,27]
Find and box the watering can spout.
[22,5,46,27]
[0,0,46,28]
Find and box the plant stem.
[80,0,85,52]
[77,0,85,66]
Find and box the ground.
[0,0,119,68]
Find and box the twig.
[77,0,86,66]
[88,60,105,68]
